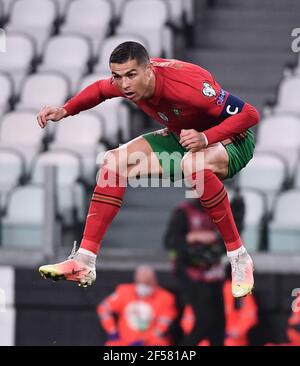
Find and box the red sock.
[80,168,126,255]
[192,169,242,252]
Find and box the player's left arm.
[203,100,260,145]
[180,91,260,151]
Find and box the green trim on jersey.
[142,128,255,181]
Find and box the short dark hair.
[109,41,150,66]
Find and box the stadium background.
[0,0,300,346]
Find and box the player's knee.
[181,154,192,177]
[180,152,208,177]
[101,148,130,177]
[100,149,120,173]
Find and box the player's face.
[110,59,153,102]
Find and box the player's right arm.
[37,105,68,128]
[36,78,122,128]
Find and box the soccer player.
[37,42,259,297]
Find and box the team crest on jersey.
[172,108,181,116]
[157,112,169,122]
[202,82,216,97]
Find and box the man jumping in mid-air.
[37,42,259,298]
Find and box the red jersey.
[64,58,259,144]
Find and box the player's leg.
[39,135,162,286]
[181,130,255,297]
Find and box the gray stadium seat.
[0,148,25,210]
[31,151,86,225]
[238,152,288,212]
[269,190,300,252]
[294,160,300,189]
[1,0,15,18]
[109,0,125,19]
[16,72,70,112]
[104,186,187,249]
[61,0,112,56]
[241,189,267,252]
[0,33,35,95]
[94,35,149,75]
[0,111,45,170]
[0,72,13,117]
[0,0,3,22]
[79,74,130,145]
[38,34,91,93]
[273,76,300,115]
[6,0,57,55]
[52,0,74,17]
[50,112,106,184]
[116,0,173,57]
[163,0,194,28]
[2,185,45,248]
[255,114,300,176]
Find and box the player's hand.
[179,129,208,152]
[37,106,68,128]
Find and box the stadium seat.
[94,34,149,75]
[31,151,86,225]
[104,206,173,248]
[273,76,300,115]
[163,0,194,28]
[238,152,288,211]
[1,0,15,18]
[16,72,70,112]
[2,185,45,248]
[240,188,267,252]
[52,0,74,18]
[0,1,3,23]
[0,33,35,95]
[255,114,300,175]
[109,0,125,19]
[50,112,106,184]
[269,190,300,252]
[0,148,25,210]
[116,0,173,57]
[0,111,44,170]
[38,34,91,93]
[79,74,130,145]
[60,0,113,56]
[0,72,13,116]
[294,159,300,189]
[6,0,57,55]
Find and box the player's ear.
[145,63,152,79]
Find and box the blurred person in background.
[222,267,258,346]
[265,295,300,346]
[179,272,257,346]
[164,198,226,345]
[96,265,177,346]
[286,305,300,346]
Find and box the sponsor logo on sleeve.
[216,89,226,106]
